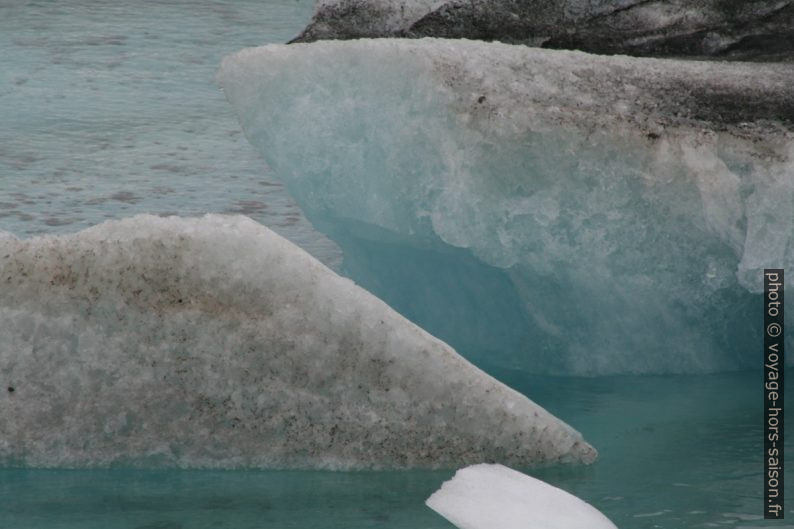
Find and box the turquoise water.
[0,468,451,529]
[1,1,788,528]
[1,372,789,528]
[0,0,339,265]
[518,371,794,528]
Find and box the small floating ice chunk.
[426,464,617,529]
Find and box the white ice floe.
[0,214,594,469]
[426,464,617,529]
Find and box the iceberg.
[0,214,594,469]
[292,0,444,41]
[219,39,793,375]
[292,0,794,61]
[426,463,617,529]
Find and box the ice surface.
[219,39,793,374]
[0,214,594,469]
[294,0,794,61]
[426,464,617,529]
[293,0,442,41]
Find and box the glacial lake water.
[1,1,789,528]
[0,0,340,266]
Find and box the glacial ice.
[219,39,794,375]
[426,464,617,529]
[0,214,595,469]
[293,0,794,61]
[293,0,444,41]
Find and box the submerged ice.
[0,215,594,469]
[219,39,794,375]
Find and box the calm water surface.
[0,0,340,265]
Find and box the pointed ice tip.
[570,440,598,465]
[426,464,617,529]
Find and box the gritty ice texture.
[219,39,793,375]
[293,0,794,61]
[0,215,594,469]
[293,0,443,41]
[426,464,617,529]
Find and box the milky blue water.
[1,1,788,528]
[0,0,339,265]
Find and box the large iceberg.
[0,215,594,468]
[292,0,794,61]
[219,39,793,375]
[426,464,617,529]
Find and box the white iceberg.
[427,463,617,529]
[0,214,594,469]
